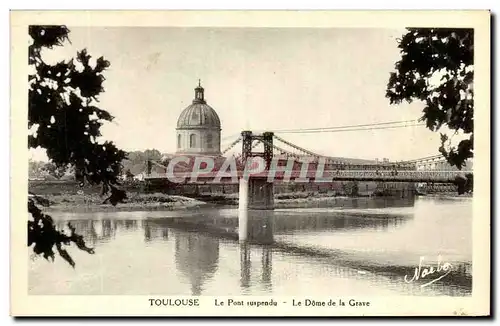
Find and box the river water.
[28,196,472,296]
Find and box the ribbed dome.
[176,82,221,129]
[177,103,221,129]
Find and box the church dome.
[175,81,222,156]
[177,83,221,130]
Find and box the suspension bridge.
[142,130,472,242]
[144,131,471,184]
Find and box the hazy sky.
[32,26,443,161]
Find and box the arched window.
[177,134,182,148]
[206,133,213,148]
[190,134,197,148]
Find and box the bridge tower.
[238,130,275,242]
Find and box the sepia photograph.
[10,10,491,316]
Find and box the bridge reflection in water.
[47,198,471,297]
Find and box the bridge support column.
[248,177,274,210]
[238,177,274,242]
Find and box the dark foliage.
[28,198,94,267]
[342,181,359,197]
[454,173,473,195]
[124,169,135,180]
[28,25,127,266]
[102,185,128,206]
[387,28,474,169]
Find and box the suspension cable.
[221,137,242,155]
[273,134,322,157]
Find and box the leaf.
[56,243,75,268]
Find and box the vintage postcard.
[10,10,490,316]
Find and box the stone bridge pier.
[248,177,274,210]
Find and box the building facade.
[176,82,222,156]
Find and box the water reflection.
[248,214,275,244]
[239,244,273,293]
[174,230,219,295]
[240,243,251,290]
[276,196,416,210]
[58,219,118,246]
[139,208,412,241]
[37,197,471,297]
[143,220,169,242]
[123,220,139,231]
[61,198,413,245]
[261,247,272,291]
[271,212,410,234]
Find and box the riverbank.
[31,188,472,213]
[30,190,402,213]
[35,192,354,213]
[34,192,208,213]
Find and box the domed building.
[176,82,221,156]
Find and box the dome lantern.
[193,79,205,104]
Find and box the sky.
[31,26,444,162]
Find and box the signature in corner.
[404,256,453,288]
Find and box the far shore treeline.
[29,149,165,181]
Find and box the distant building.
[133,173,145,181]
[176,81,222,156]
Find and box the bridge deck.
[144,170,471,184]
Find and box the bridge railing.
[144,169,471,183]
